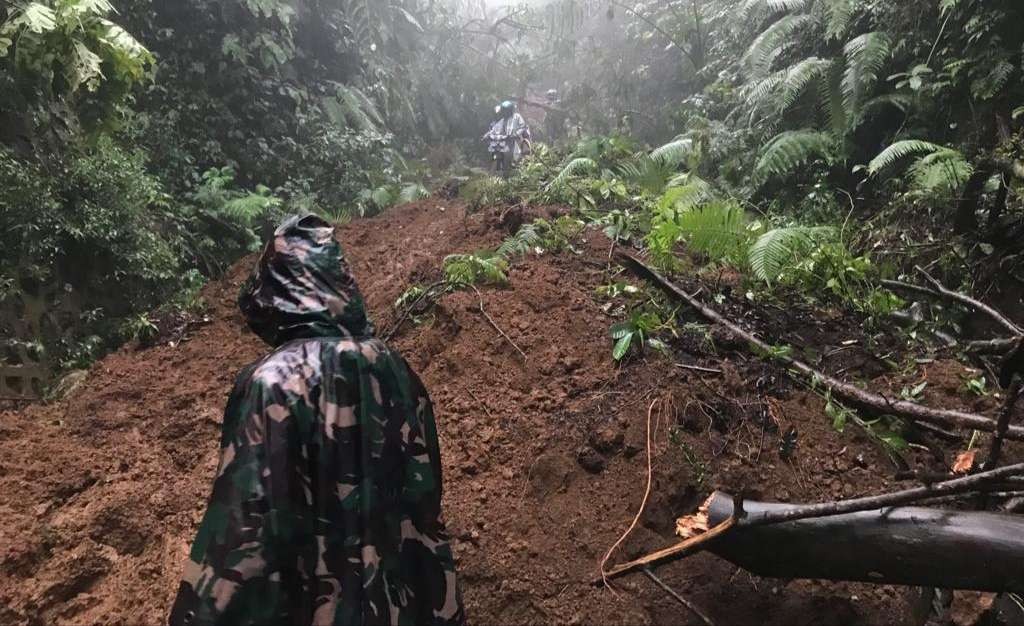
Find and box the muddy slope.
[1,198,1005,625]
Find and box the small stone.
[588,425,624,454]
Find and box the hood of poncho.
[238,214,373,346]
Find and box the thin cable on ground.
[643,567,715,626]
[600,398,659,590]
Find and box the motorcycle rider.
[484,100,531,175]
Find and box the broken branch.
[982,379,1023,471]
[594,516,737,583]
[694,491,1024,593]
[913,266,1024,337]
[619,253,1024,440]
[732,462,1024,527]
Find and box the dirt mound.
[0,198,1005,625]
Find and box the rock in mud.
[588,424,624,454]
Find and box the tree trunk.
[699,492,1024,593]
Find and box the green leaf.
[744,14,816,79]
[548,157,598,189]
[21,3,57,33]
[613,334,634,361]
[754,130,834,184]
[71,41,104,92]
[842,32,892,113]
[867,139,945,177]
[749,226,837,282]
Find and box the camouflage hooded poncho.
[169,215,464,626]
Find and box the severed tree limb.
[964,337,1022,356]
[618,253,1024,440]
[731,462,1024,527]
[600,466,1024,588]
[594,517,737,584]
[912,266,1024,337]
[694,491,1024,593]
[982,379,1023,471]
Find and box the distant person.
[543,89,567,141]
[483,100,531,176]
[169,215,464,626]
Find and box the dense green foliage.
[3,0,1024,382]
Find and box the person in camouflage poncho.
[169,214,464,626]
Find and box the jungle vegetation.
[2,0,1023,379]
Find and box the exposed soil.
[1,198,1018,626]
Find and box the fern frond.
[744,14,816,79]
[842,31,892,113]
[867,139,944,177]
[322,83,383,132]
[819,58,848,134]
[749,226,837,282]
[676,201,751,262]
[972,60,1014,101]
[754,130,834,184]
[548,157,598,189]
[443,253,509,287]
[398,183,429,204]
[777,57,830,113]
[657,181,713,216]
[821,0,856,40]
[221,193,281,222]
[743,70,787,110]
[496,223,544,258]
[908,149,972,194]
[742,0,807,19]
[650,138,694,167]
[619,155,675,195]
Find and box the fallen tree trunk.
[618,253,1024,440]
[695,491,1024,593]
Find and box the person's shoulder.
[240,339,330,389]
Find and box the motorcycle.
[483,125,531,178]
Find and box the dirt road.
[5,198,983,625]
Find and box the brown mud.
[1,198,1017,625]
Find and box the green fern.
[443,253,509,287]
[908,149,972,194]
[819,59,848,133]
[496,223,545,258]
[657,181,713,215]
[221,192,281,222]
[867,139,944,177]
[841,32,891,112]
[675,201,751,262]
[777,57,831,113]
[619,155,676,195]
[742,0,807,19]
[821,0,856,40]
[749,226,837,282]
[322,83,383,132]
[398,183,429,204]
[744,70,787,110]
[754,130,834,184]
[744,14,816,79]
[548,157,598,189]
[650,138,694,168]
[972,60,1015,101]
